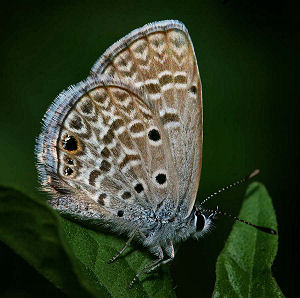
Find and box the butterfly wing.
[91,20,202,218]
[36,76,180,230]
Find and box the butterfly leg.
[146,257,173,274]
[146,241,175,273]
[108,228,137,264]
[129,246,164,288]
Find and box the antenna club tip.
[248,169,260,179]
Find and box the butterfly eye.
[196,214,205,231]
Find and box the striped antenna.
[199,169,260,206]
[201,208,277,235]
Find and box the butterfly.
[36,20,276,288]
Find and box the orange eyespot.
[64,167,74,176]
[61,135,81,154]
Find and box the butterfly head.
[191,206,217,239]
[188,169,277,238]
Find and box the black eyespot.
[117,210,124,217]
[64,167,73,176]
[66,158,74,165]
[196,214,205,231]
[190,86,197,94]
[63,135,78,151]
[155,173,167,184]
[148,129,161,141]
[134,183,144,193]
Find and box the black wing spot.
[155,173,167,184]
[190,86,197,94]
[117,210,124,217]
[134,183,144,193]
[122,191,131,199]
[148,129,161,141]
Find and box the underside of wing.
[91,20,203,218]
[36,77,179,228]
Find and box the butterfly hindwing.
[36,77,180,227]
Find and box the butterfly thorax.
[138,208,214,247]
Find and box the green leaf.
[213,182,284,298]
[0,186,174,297]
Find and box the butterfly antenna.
[199,169,260,206]
[201,208,277,235]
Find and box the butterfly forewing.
[91,20,202,217]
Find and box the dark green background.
[0,1,298,297]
